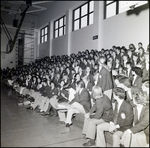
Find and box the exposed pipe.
[6,5,30,53]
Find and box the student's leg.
[130,132,147,147]
[65,108,80,125]
[86,118,105,140]
[113,131,123,147]
[82,117,90,136]
[70,102,86,114]
[96,122,110,147]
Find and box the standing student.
[98,56,113,100]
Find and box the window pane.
[59,27,63,36]
[45,27,47,34]
[81,4,88,16]
[74,20,79,31]
[81,16,87,28]
[74,9,79,19]
[64,16,66,25]
[55,21,58,29]
[42,29,44,35]
[55,30,58,38]
[106,2,116,18]
[106,1,113,5]
[89,13,93,25]
[45,35,47,42]
[89,1,94,12]
[59,18,63,27]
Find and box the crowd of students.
[1,42,149,147]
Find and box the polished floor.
[1,83,88,147]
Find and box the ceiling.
[1,1,55,16]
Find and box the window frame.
[40,25,48,43]
[54,15,66,39]
[72,0,94,31]
[104,1,119,19]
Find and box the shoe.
[49,113,57,117]
[41,112,50,116]
[60,121,65,124]
[26,106,33,110]
[61,127,70,134]
[82,140,95,147]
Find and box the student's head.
[75,73,81,81]
[132,52,138,61]
[132,67,143,77]
[99,56,106,65]
[92,86,103,99]
[76,80,85,91]
[118,76,132,90]
[50,81,55,88]
[113,87,125,101]
[132,88,148,106]
[126,61,132,69]
[85,66,91,73]
[138,42,143,48]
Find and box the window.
[54,15,66,38]
[104,1,148,19]
[73,0,94,31]
[40,26,48,43]
[104,1,118,19]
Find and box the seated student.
[141,79,149,98]
[132,66,143,89]
[40,81,58,116]
[84,66,94,85]
[125,61,133,82]
[96,87,134,147]
[82,86,113,147]
[81,74,93,95]
[59,80,91,134]
[121,89,149,147]
[142,51,149,81]
[117,76,134,107]
[26,79,47,110]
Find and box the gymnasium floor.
[1,83,87,147]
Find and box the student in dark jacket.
[82,86,113,147]
[96,87,134,147]
[60,80,91,134]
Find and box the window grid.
[40,25,48,43]
[73,0,94,31]
[54,15,66,38]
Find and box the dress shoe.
[41,112,50,116]
[26,106,33,110]
[61,127,70,134]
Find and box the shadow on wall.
[127,2,149,16]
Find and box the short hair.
[76,80,85,88]
[119,76,132,88]
[132,88,149,105]
[113,87,125,100]
[132,66,143,77]
[92,86,103,99]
